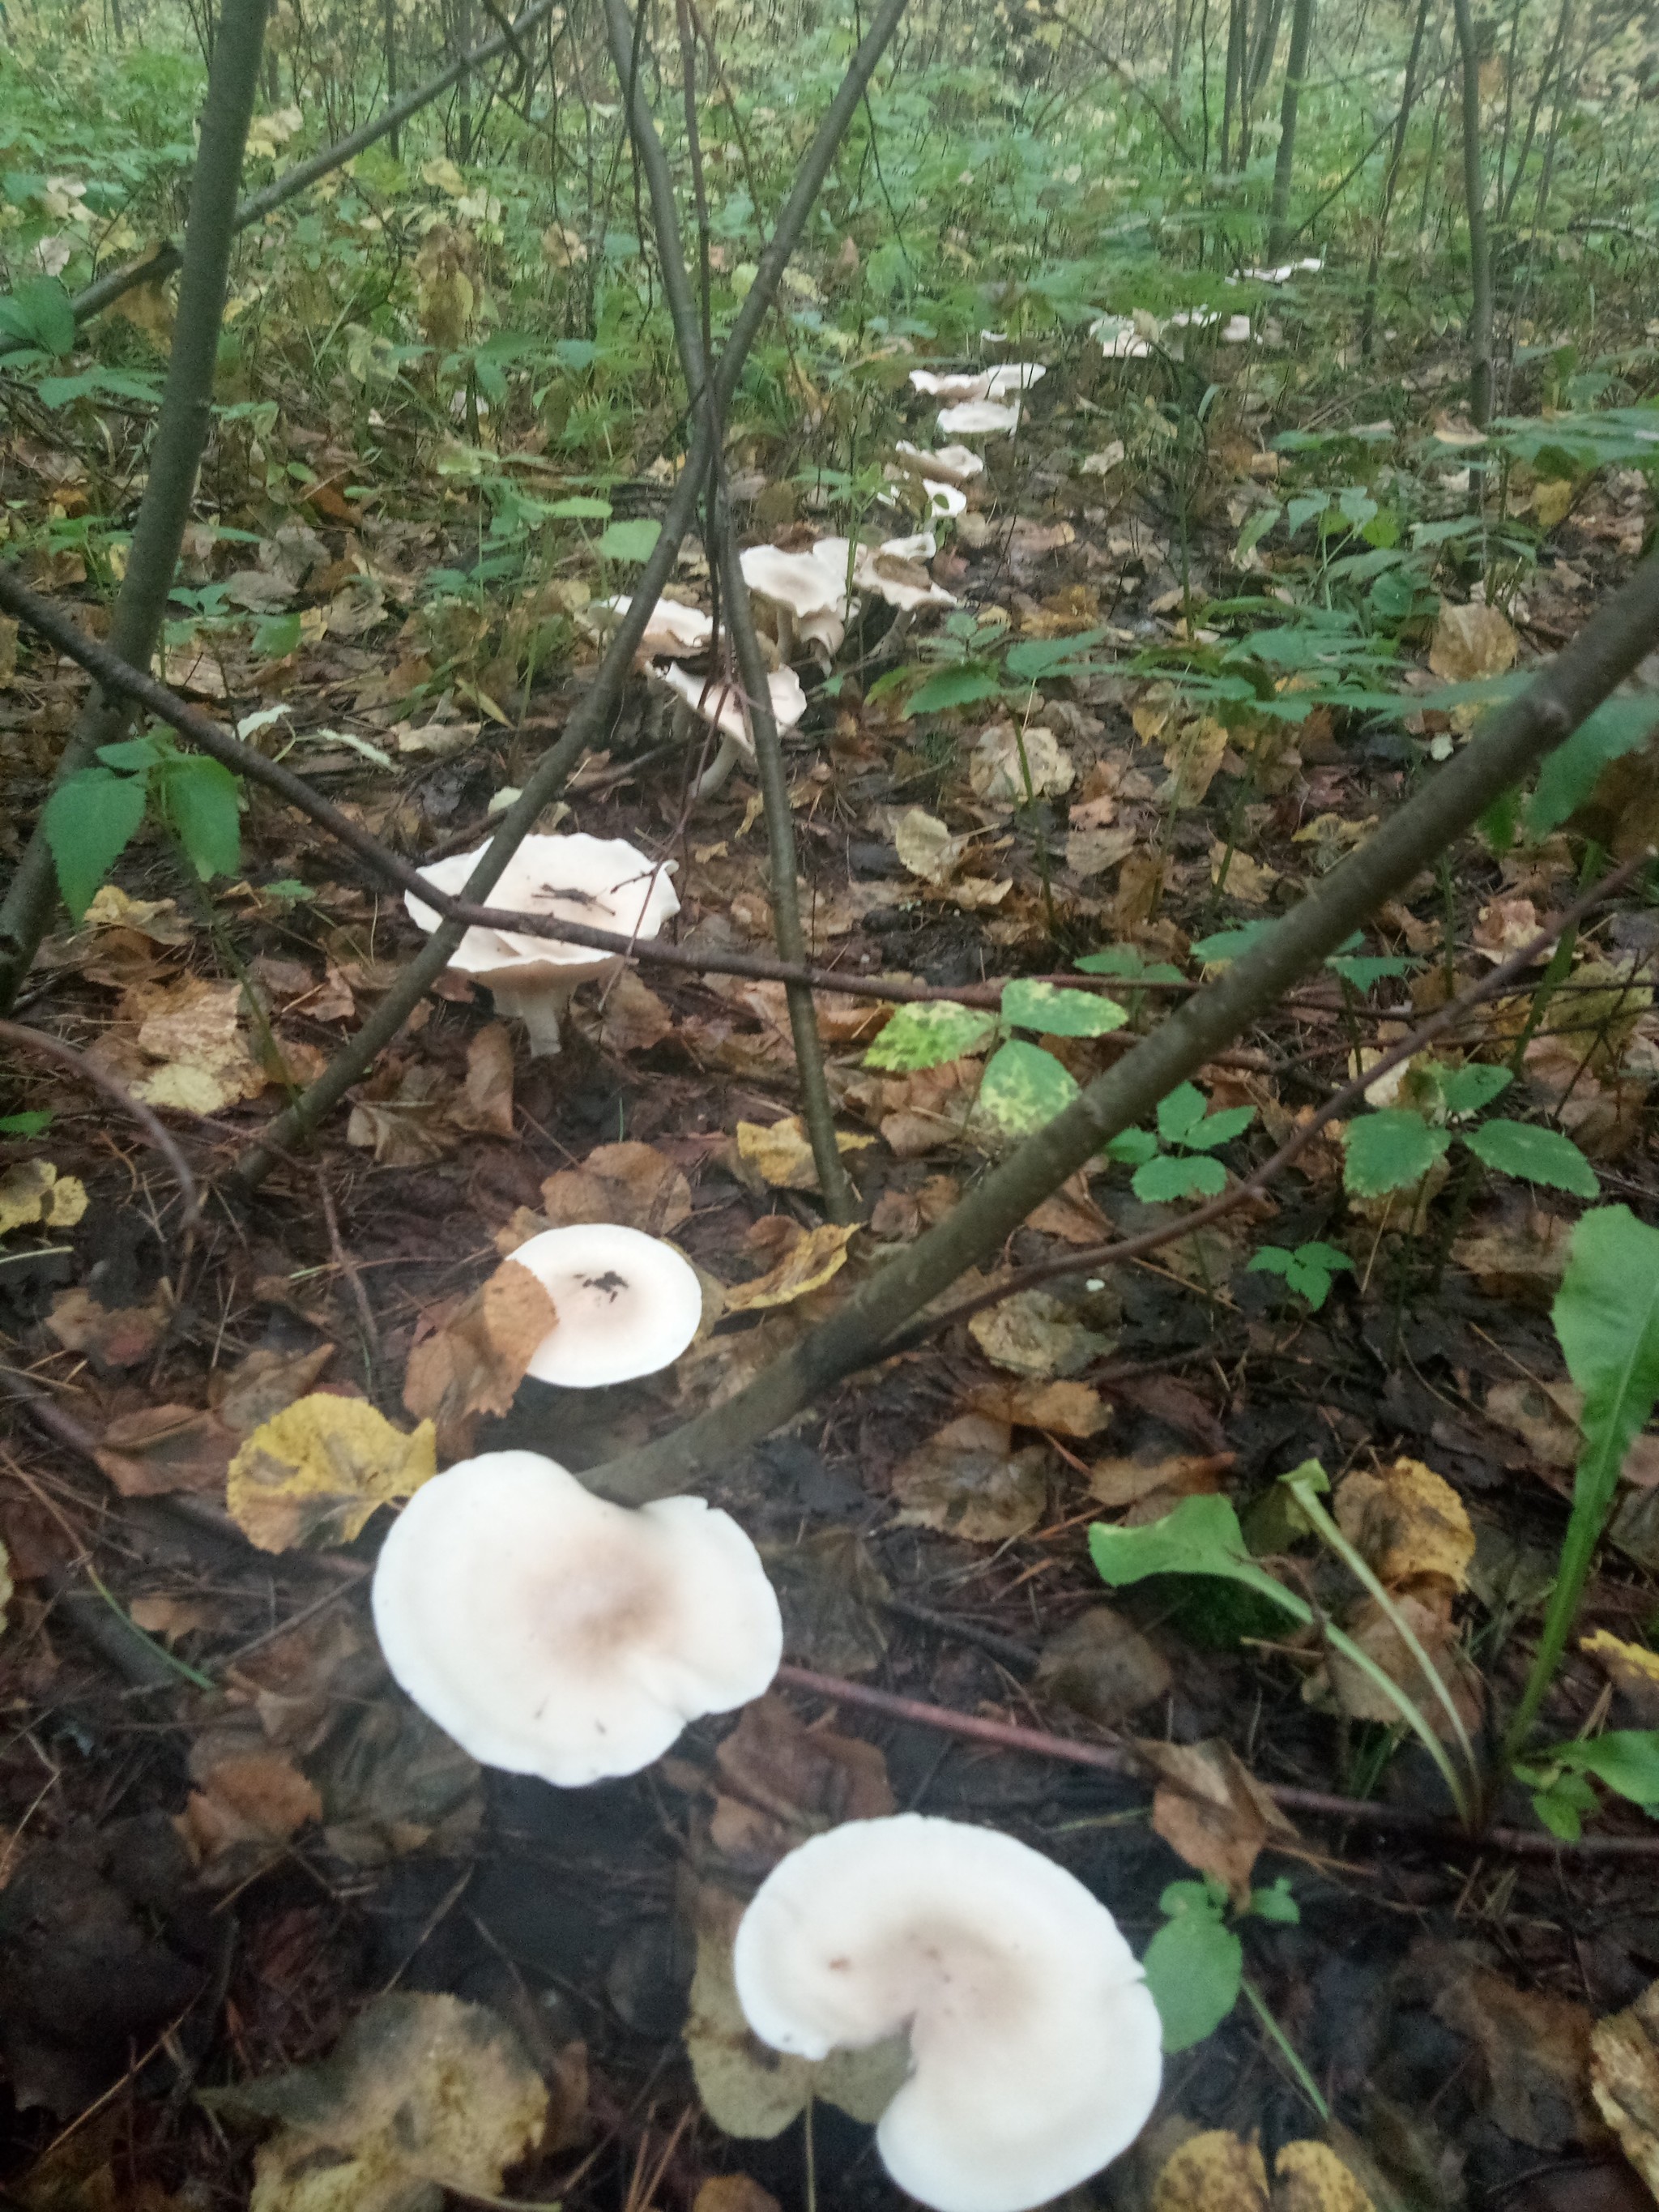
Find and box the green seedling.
[1247,1241,1354,1312]
[45,727,242,918]
[1102,1079,1255,1202]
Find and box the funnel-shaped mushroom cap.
[372,1450,783,1786]
[406,833,680,987]
[733,1814,1162,2212]
[651,662,808,759]
[811,532,954,614]
[908,364,1044,404]
[936,398,1022,438]
[586,592,714,658]
[895,441,987,485]
[507,1222,703,1386]
[739,545,850,621]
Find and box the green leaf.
[1250,1877,1300,1924]
[1286,492,1329,536]
[1133,1151,1226,1202]
[161,755,241,881]
[1090,1494,1307,1619]
[96,737,167,772]
[548,493,613,519]
[1004,629,1107,683]
[1554,1208,1659,1540]
[977,1040,1080,1135]
[1248,1245,1294,1279]
[1529,1772,1597,1840]
[1,275,75,356]
[43,767,147,919]
[1188,922,1275,966]
[902,662,1004,719]
[864,1001,997,1072]
[1548,1730,1659,1809]
[1526,698,1659,839]
[1326,954,1412,991]
[1341,1110,1450,1198]
[254,610,303,659]
[1181,1103,1256,1152]
[1463,1119,1598,1197]
[1436,1062,1514,1117]
[1000,980,1128,1038]
[1141,1897,1243,2053]
[1103,1126,1159,1167]
[0,1111,53,1137]
[598,518,661,562]
[1155,1083,1208,1147]
[1076,946,1184,984]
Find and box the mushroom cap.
[372,1449,783,1786]
[406,833,680,989]
[895,441,986,488]
[936,398,1022,438]
[586,592,714,658]
[908,363,1044,404]
[1091,315,1152,360]
[507,1221,703,1386]
[925,480,968,519]
[733,1813,1162,2212]
[651,662,808,758]
[740,544,850,620]
[810,534,954,614]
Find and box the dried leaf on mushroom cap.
[936,398,1022,438]
[812,534,956,614]
[733,1813,1162,2212]
[584,592,714,659]
[371,1450,783,1787]
[506,1220,704,1387]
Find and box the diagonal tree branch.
[582,550,1659,1504]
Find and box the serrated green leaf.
[1436,1061,1514,1117]
[162,755,241,881]
[1103,1126,1159,1167]
[1326,954,1412,991]
[598,517,661,562]
[1141,1904,1242,2053]
[1000,980,1128,1037]
[864,1001,997,1072]
[97,737,167,772]
[976,1040,1080,1135]
[1341,1109,1450,1197]
[1182,1103,1255,1151]
[1155,1082,1207,1147]
[1133,1151,1226,1202]
[902,662,1004,719]
[1248,1245,1295,1279]
[1003,628,1107,682]
[43,767,147,919]
[1463,1118,1598,1197]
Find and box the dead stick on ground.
[0,1017,200,1230]
[774,1665,1659,1860]
[582,549,1659,1505]
[881,845,1653,1352]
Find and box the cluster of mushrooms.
[370,1222,1163,2211]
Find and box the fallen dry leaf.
[735,1116,874,1193]
[709,1694,894,1873]
[966,1377,1109,1437]
[1271,2141,1377,2212]
[1089,1450,1233,1518]
[130,976,267,1113]
[346,1062,457,1166]
[1333,1458,1475,1593]
[46,1284,172,1369]
[970,720,1076,805]
[694,2180,781,2212]
[1428,600,1519,683]
[893,805,971,886]
[1435,1954,1602,2151]
[212,1343,338,1435]
[1313,1589,1481,1736]
[0,1160,87,1236]
[1590,1975,1659,2197]
[967,1289,1110,1377]
[1153,2129,1269,2211]
[182,1733,322,1863]
[403,1262,557,1458]
[96,1403,238,1498]
[129,1594,221,1644]
[449,1021,515,1137]
[226,1992,547,2212]
[227,1394,437,1552]
[889,1413,1048,1541]
[1581,1629,1659,1724]
[1036,1605,1171,1724]
[723,1221,858,1312]
[572,967,676,1055]
[539,1140,693,1234]
[1138,1737,1298,1907]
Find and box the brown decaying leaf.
[448,1020,515,1136]
[1333,1458,1475,1593]
[572,967,675,1055]
[966,1377,1109,1438]
[967,1288,1110,1377]
[735,1115,874,1193]
[889,1412,1049,1541]
[212,1343,339,1435]
[694,2180,782,2212]
[96,1403,240,1499]
[130,976,268,1113]
[403,1261,557,1458]
[1590,1976,1659,2198]
[227,1394,437,1552]
[723,1220,858,1311]
[1313,1591,1482,1738]
[347,1061,457,1167]
[708,1694,894,1875]
[1434,1956,1604,2152]
[1036,1606,1172,1724]
[1026,1170,1113,1245]
[1089,1450,1234,1520]
[181,1735,322,1864]
[539,1139,693,1235]
[47,1285,172,1370]
[1138,1737,1299,1907]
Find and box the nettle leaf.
[1248,1240,1352,1311]
[1133,1151,1226,1202]
[864,1001,996,1072]
[1001,980,1128,1038]
[162,755,241,881]
[902,662,1004,719]
[1436,1061,1513,1118]
[1141,1893,1242,2054]
[1327,954,1412,991]
[43,767,148,919]
[977,1040,1080,1135]
[599,517,661,562]
[1155,1082,1208,1147]
[1463,1119,1598,1198]
[1341,1109,1450,1198]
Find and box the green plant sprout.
[1338,1056,1598,1204]
[1512,1732,1659,1842]
[1102,1080,1256,1202]
[44,727,243,917]
[1141,1872,1299,2044]
[865,978,1129,1138]
[1247,1241,1354,1312]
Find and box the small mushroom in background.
[505,1220,703,1387]
[406,832,680,1056]
[372,1449,783,1786]
[650,660,808,798]
[894,440,986,488]
[1090,314,1152,361]
[583,591,714,660]
[936,397,1023,438]
[732,1813,1162,2212]
[739,544,854,665]
[908,363,1045,404]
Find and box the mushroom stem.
[488,973,583,1056]
[774,604,797,665]
[694,729,745,798]
[880,605,915,659]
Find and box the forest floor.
[3,314,1659,2212]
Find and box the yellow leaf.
[1333,1457,1475,1591]
[1273,2141,1377,2212]
[723,1222,857,1311]
[1153,2129,1269,2211]
[1428,600,1518,683]
[227,1394,437,1553]
[0,1159,65,1236]
[1533,478,1574,528]
[736,1117,873,1193]
[1581,1629,1659,1724]
[1591,1977,1659,2198]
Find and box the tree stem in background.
[1265,0,1314,259]
[1452,0,1495,425]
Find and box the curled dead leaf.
[889,1412,1048,1541]
[723,1221,857,1312]
[449,1020,515,1137]
[539,1139,693,1235]
[967,1289,1110,1377]
[1138,1737,1298,1907]
[403,1262,557,1459]
[1333,1458,1475,1593]
[735,1116,873,1194]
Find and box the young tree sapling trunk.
[1265,0,1315,260]
[1452,0,1495,426]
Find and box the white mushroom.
[739,544,853,665]
[733,1813,1162,2212]
[1241,255,1324,282]
[583,592,714,659]
[506,1220,703,1386]
[936,398,1022,438]
[650,660,808,798]
[924,480,968,521]
[1220,313,1254,344]
[371,1449,782,1787]
[1090,314,1152,360]
[908,363,1045,403]
[812,532,956,616]
[406,832,680,1056]
[894,441,986,487]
